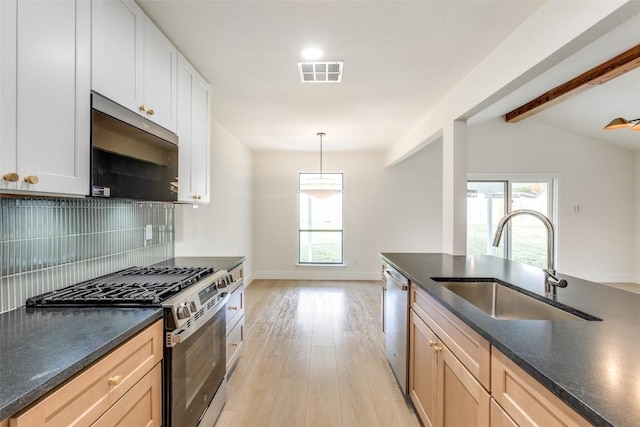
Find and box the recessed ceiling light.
[302,48,324,60]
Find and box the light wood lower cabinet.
[409,284,590,427]
[438,341,490,426]
[410,308,490,427]
[9,320,163,427]
[491,349,590,427]
[411,284,491,390]
[490,399,517,427]
[410,309,438,427]
[92,363,162,427]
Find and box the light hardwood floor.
[215,280,420,427]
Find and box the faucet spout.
[492,209,565,297]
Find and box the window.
[299,173,343,264]
[467,177,556,269]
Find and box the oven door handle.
[166,292,230,347]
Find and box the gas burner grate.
[26,266,215,307]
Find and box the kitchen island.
[381,252,640,427]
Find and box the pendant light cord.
[317,132,326,178]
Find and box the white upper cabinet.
[177,54,210,204]
[92,0,177,132]
[91,0,143,114]
[1,0,90,196]
[143,16,178,132]
[0,0,18,186]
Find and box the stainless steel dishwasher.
[382,264,409,394]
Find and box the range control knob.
[176,303,191,320]
[216,278,227,290]
[190,301,197,312]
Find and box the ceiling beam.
[505,44,640,123]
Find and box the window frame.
[467,173,559,265]
[298,172,344,265]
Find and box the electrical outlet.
[145,224,153,241]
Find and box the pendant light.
[603,117,640,131]
[300,132,342,198]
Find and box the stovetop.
[26,266,215,308]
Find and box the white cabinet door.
[92,1,176,132]
[1,0,89,196]
[143,16,177,132]
[0,0,18,191]
[176,54,210,204]
[91,0,143,112]
[177,54,195,202]
[191,74,211,203]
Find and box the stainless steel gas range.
[26,265,236,427]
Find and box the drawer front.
[490,399,517,427]
[11,320,163,427]
[226,315,244,373]
[226,283,244,330]
[411,284,491,390]
[92,363,162,427]
[491,349,590,427]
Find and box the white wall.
[175,119,254,283]
[252,144,442,280]
[635,152,640,283]
[468,117,636,283]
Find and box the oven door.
[164,298,227,427]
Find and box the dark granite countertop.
[152,256,245,272]
[0,307,162,420]
[380,253,640,427]
[0,256,245,421]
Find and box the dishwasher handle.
[383,268,409,291]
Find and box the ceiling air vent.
[297,61,344,83]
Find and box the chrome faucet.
[492,209,567,297]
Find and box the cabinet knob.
[428,340,437,347]
[24,175,39,185]
[231,342,240,347]
[229,306,239,310]
[146,109,155,116]
[139,105,147,112]
[3,173,19,182]
[433,346,442,353]
[108,375,123,385]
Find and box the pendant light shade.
[300,133,342,198]
[603,117,640,130]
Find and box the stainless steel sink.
[434,280,595,321]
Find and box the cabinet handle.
[24,175,39,184]
[146,109,155,116]
[108,375,123,385]
[3,173,19,182]
[433,346,442,353]
[229,306,238,310]
[428,340,437,347]
[231,342,240,347]
[139,105,147,112]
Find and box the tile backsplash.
[0,197,174,313]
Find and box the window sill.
[296,263,347,267]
